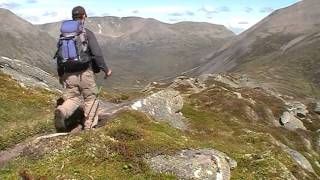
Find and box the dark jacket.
[57,28,108,76]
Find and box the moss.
[0,73,56,150]
[0,111,186,179]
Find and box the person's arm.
[86,29,112,76]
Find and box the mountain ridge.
[196,0,320,98]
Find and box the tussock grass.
[0,73,56,150]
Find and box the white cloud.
[244,7,253,13]
[206,16,260,34]
[198,5,217,14]
[135,6,189,14]
[0,1,274,33]
[260,7,274,13]
[16,7,70,24]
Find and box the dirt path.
[0,141,27,168]
[0,100,132,169]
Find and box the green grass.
[0,111,185,179]
[0,73,56,150]
[0,75,319,179]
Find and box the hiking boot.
[70,124,84,134]
[54,108,66,132]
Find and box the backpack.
[54,20,91,69]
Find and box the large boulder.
[145,149,236,180]
[130,89,187,130]
[279,111,306,131]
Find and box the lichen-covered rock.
[145,149,236,180]
[130,90,187,130]
[279,111,306,131]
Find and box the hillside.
[0,8,56,73]
[196,0,320,98]
[1,73,319,179]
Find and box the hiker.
[54,6,112,131]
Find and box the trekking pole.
[88,85,103,128]
[88,73,110,128]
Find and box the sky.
[0,0,301,34]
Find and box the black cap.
[72,6,87,19]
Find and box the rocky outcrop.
[198,74,240,88]
[145,149,236,180]
[168,76,206,93]
[130,90,187,130]
[270,137,316,174]
[0,56,61,92]
[279,111,306,131]
[279,101,309,131]
[286,102,308,118]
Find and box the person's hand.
[104,68,112,78]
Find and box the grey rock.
[145,149,236,180]
[314,102,320,114]
[279,111,306,131]
[169,76,205,93]
[271,136,316,174]
[285,148,315,174]
[286,102,308,118]
[209,74,240,88]
[0,56,61,92]
[197,74,215,84]
[130,90,187,130]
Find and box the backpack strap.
[53,39,63,59]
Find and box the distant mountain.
[0,8,56,73]
[39,17,234,90]
[197,0,320,98]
